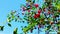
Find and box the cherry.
[36,13,40,17]
[34,13,40,18]
[58,10,60,12]
[34,4,39,8]
[28,10,30,12]
[34,15,37,18]
[38,10,41,13]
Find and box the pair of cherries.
[34,10,41,18]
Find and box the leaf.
[47,25,51,30]
[32,7,36,10]
[10,10,16,15]
[7,19,11,22]
[13,28,18,34]
[26,7,30,10]
[8,17,11,19]
[23,23,37,33]
[8,23,11,27]
[15,18,18,22]
[12,15,15,19]
[26,0,31,2]
[33,0,35,3]
[40,13,45,19]
[0,26,4,31]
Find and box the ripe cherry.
[28,10,30,12]
[34,15,37,18]
[34,13,40,18]
[34,4,39,8]
[36,13,40,17]
[38,10,41,13]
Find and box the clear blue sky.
[0,0,57,34]
[0,0,26,34]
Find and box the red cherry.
[34,15,37,18]
[34,4,39,8]
[28,10,30,12]
[38,10,41,13]
[36,13,40,17]
[34,13,40,18]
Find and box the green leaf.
[0,26,4,31]
[12,15,15,19]
[32,7,36,10]
[26,7,30,10]
[23,22,37,33]
[33,0,35,3]
[8,23,11,27]
[13,28,18,34]
[47,25,51,30]
[7,18,11,22]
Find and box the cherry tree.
[0,0,60,34]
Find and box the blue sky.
[0,0,57,34]
[0,0,26,34]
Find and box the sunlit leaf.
[13,28,18,34]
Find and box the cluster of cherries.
[21,0,60,33]
[34,10,41,18]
